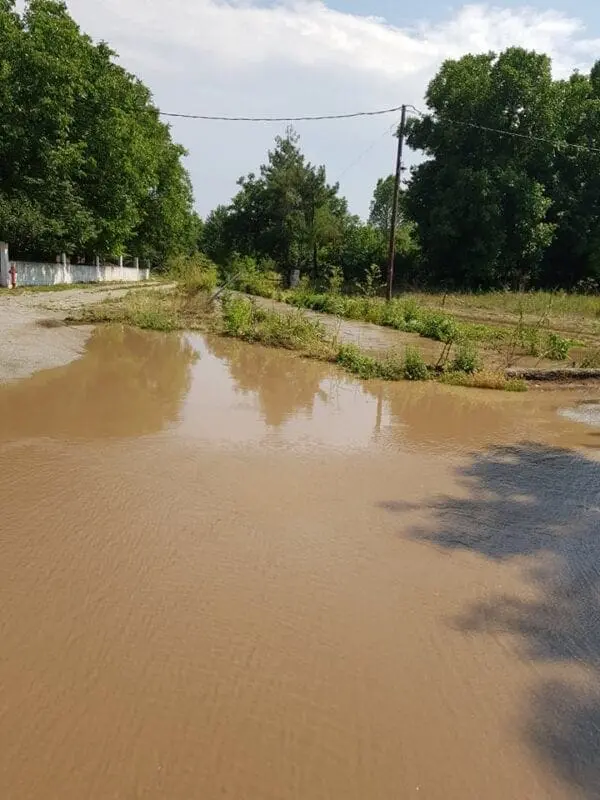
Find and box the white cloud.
[63,0,600,216]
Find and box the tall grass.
[73,290,182,331]
[410,289,600,320]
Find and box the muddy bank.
[0,285,170,383]
[2,327,600,799]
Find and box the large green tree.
[0,0,197,263]
[208,129,347,280]
[405,48,559,289]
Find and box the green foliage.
[451,342,480,374]
[402,347,429,380]
[167,253,218,294]
[400,46,600,291]
[357,263,384,297]
[544,332,570,361]
[224,254,282,298]
[368,175,396,235]
[0,0,196,262]
[336,344,380,379]
[327,264,344,295]
[336,343,430,382]
[418,310,459,343]
[220,295,330,353]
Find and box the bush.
[403,347,429,380]
[378,353,406,381]
[451,342,480,374]
[327,265,344,295]
[336,344,380,379]
[357,263,384,297]
[220,295,331,355]
[544,332,570,361]
[418,311,458,343]
[167,253,218,294]
[220,293,255,336]
[225,254,282,298]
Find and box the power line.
[409,105,600,154]
[335,118,401,182]
[159,105,404,122]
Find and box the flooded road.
[2,327,600,799]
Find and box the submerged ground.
[2,289,600,798]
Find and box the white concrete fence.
[0,243,150,288]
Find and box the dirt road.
[0,285,163,383]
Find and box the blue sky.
[64,0,600,219]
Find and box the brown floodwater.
[2,326,600,799]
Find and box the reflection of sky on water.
[178,335,393,452]
[177,335,600,454]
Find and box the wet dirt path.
[1,327,600,799]
[0,284,172,383]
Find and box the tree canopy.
[405,47,600,290]
[0,0,197,262]
[205,46,600,294]
[202,129,417,288]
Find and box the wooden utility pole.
[387,104,407,302]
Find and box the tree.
[0,0,197,263]
[368,175,396,235]
[212,129,346,281]
[405,47,559,289]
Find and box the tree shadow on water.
[382,443,600,798]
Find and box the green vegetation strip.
[70,262,526,392]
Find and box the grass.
[71,283,522,390]
[280,290,579,359]
[440,370,527,392]
[220,293,335,358]
[221,281,599,369]
[411,289,600,320]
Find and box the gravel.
[0,285,155,383]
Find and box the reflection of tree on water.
[205,336,330,428]
[365,380,515,449]
[0,326,197,440]
[383,444,600,798]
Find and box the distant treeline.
[203,47,600,293]
[4,3,600,291]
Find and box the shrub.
[168,253,218,294]
[327,265,344,295]
[401,298,421,323]
[378,352,406,381]
[226,254,282,298]
[220,295,332,355]
[220,293,255,336]
[451,342,480,374]
[544,332,570,361]
[418,311,458,343]
[403,347,429,381]
[336,344,380,379]
[357,263,384,297]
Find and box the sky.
[62,0,600,219]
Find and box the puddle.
[1,326,600,800]
[0,325,597,453]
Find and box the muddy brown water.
[2,326,600,799]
